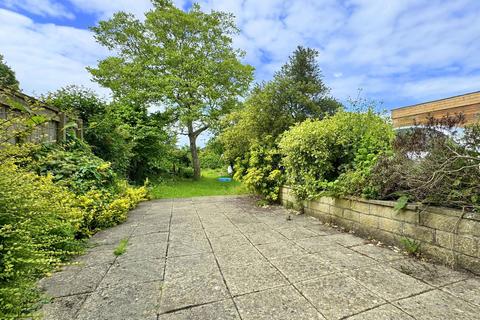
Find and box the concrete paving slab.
[347,265,432,301]
[98,258,164,289]
[317,246,377,270]
[39,263,110,298]
[269,254,338,283]
[41,293,89,320]
[221,260,289,296]
[244,229,286,245]
[158,299,240,319]
[296,274,385,320]
[276,226,318,240]
[294,236,343,253]
[345,304,415,320]
[351,244,406,262]
[76,281,161,320]
[160,254,229,312]
[235,285,325,320]
[256,240,306,259]
[387,258,470,287]
[116,240,168,262]
[442,277,480,307]
[394,289,479,320]
[39,196,480,319]
[215,245,267,268]
[209,233,252,252]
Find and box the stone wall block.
[357,213,379,229]
[436,231,478,257]
[378,217,403,234]
[351,200,370,214]
[369,203,394,219]
[420,211,462,232]
[403,223,435,243]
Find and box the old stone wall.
[280,186,480,274]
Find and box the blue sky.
[1,0,480,113]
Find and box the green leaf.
[394,195,409,213]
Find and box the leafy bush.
[279,110,394,200]
[0,161,83,318]
[234,144,284,202]
[29,141,148,235]
[198,137,225,170]
[31,140,117,194]
[366,116,480,211]
[77,185,148,234]
[0,143,148,318]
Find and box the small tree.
[0,54,20,90]
[89,0,254,179]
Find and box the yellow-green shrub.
[0,161,83,319]
[235,144,284,202]
[76,185,148,236]
[279,111,394,200]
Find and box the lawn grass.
[150,168,248,199]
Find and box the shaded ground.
[150,169,246,199]
[40,196,480,319]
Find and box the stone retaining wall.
[280,186,480,274]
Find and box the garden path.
[40,196,480,319]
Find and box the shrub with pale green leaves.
[234,144,284,202]
[0,161,83,319]
[279,110,394,200]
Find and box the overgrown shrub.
[31,139,117,194]
[0,138,147,318]
[366,116,480,211]
[234,144,284,202]
[29,141,148,235]
[279,110,394,200]
[0,161,83,318]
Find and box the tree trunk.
[188,124,201,180]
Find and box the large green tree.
[88,0,254,179]
[0,54,19,90]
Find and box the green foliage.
[113,239,128,256]
[0,129,148,317]
[0,54,19,90]
[367,117,480,211]
[279,110,394,200]
[45,86,177,180]
[220,46,340,202]
[400,237,421,256]
[31,141,117,194]
[234,144,284,202]
[199,138,226,169]
[44,85,106,124]
[394,196,409,213]
[221,47,341,164]
[89,1,254,179]
[27,141,148,235]
[0,161,83,318]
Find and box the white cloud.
[0,9,110,97]
[196,0,480,106]
[1,0,480,109]
[66,0,153,19]
[3,0,74,19]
